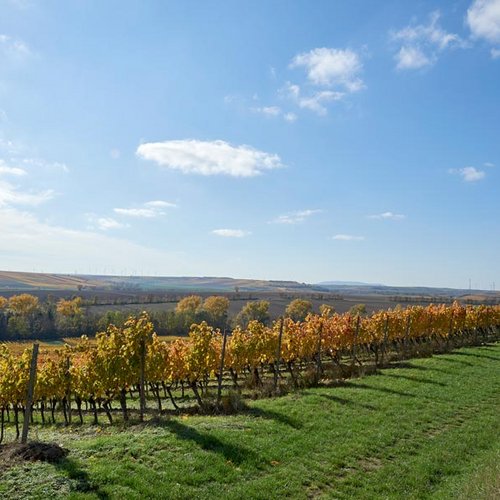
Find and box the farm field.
[0,343,499,499]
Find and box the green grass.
[1,343,499,499]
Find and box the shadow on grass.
[240,405,302,430]
[383,373,446,387]
[55,457,110,499]
[345,381,416,398]
[314,393,377,411]
[476,346,500,352]
[452,351,500,362]
[162,419,259,466]
[380,361,451,375]
[381,361,429,371]
[437,356,474,367]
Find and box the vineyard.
[0,303,499,441]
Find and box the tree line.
[0,293,348,340]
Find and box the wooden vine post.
[66,356,72,425]
[274,317,284,394]
[316,322,323,378]
[381,314,389,366]
[404,315,411,357]
[351,315,361,370]
[139,338,146,422]
[216,328,228,407]
[21,343,39,444]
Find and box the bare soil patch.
[0,441,68,468]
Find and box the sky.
[0,0,499,289]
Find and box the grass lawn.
[0,343,499,499]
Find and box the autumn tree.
[234,300,270,328]
[7,294,40,337]
[319,304,335,317]
[175,295,203,332]
[175,295,203,315]
[56,297,84,333]
[285,299,313,322]
[8,294,39,316]
[349,303,367,316]
[202,296,230,329]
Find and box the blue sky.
[0,0,499,289]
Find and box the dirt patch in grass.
[0,441,68,469]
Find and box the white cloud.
[252,106,281,117]
[271,209,322,224]
[284,112,298,122]
[395,46,433,70]
[0,161,27,176]
[212,229,250,238]
[137,139,283,178]
[20,157,69,173]
[391,11,465,70]
[0,179,53,207]
[114,208,160,218]
[491,47,500,57]
[114,199,176,218]
[96,217,128,230]
[467,0,500,45]
[368,211,405,220]
[332,234,365,241]
[484,161,495,167]
[290,47,364,91]
[86,214,129,231]
[0,208,184,273]
[144,200,177,208]
[449,166,486,181]
[282,82,344,116]
[298,90,344,115]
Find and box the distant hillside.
[318,281,384,287]
[0,271,100,291]
[0,271,316,293]
[0,271,498,303]
[314,281,499,299]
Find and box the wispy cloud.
[252,106,281,117]
[391,11,465,70]
[86,215,129,231]
[0,34,31,60]
[0,179,53,207]
[271,209,322,224]
[332,234,365,241]
[282,82,344,115]
[212,229,250,238]
[449,166,486,181]
[290,47,364,91]
[395,46,433,70]
[0,161,27,176]
[19,157,70,173]
[251,105,297,123]
[114,200,176,218]
[137,139,284,177]
[368,211,405,220]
